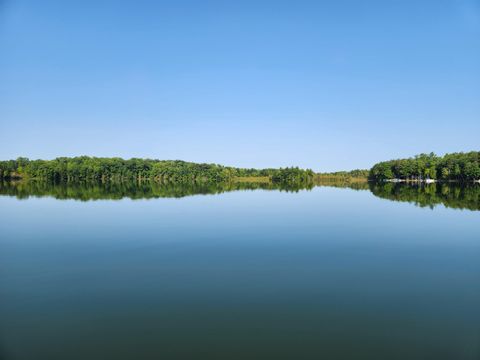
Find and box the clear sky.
[1,0,479,171]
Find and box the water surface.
[0,182,479,359]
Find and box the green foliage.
[271,167,315,184]
[317,169,369,180]
[0,157,316,185]
[369,152,480,182]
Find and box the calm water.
[0,182,479,359]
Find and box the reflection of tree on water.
[369,182,480,211]
[0,180,315,201]
[315,180,370,191]
[2,180,479,211]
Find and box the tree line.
[369,152,480,182]
[0,157,315,184]
[6,152,477,184]
[316,169,369,182]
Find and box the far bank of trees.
[316,169,369,182]
[369,152,480,182]
[0,157,316,184]
[2,152,477,185]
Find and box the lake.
[0,181,479,359]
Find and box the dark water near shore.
[0,181,479,359]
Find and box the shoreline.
[3,177,480,185]
[385,179,480,184]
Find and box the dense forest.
[316,169,369,183]
[0,157,316,184]
[369,152,480,182]
[4,152,477,185]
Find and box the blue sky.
[1,0,479,171]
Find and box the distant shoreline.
[385,179,480,184]
[0,157,368,184]
[369,151,480,183]
[2,152,479,184]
